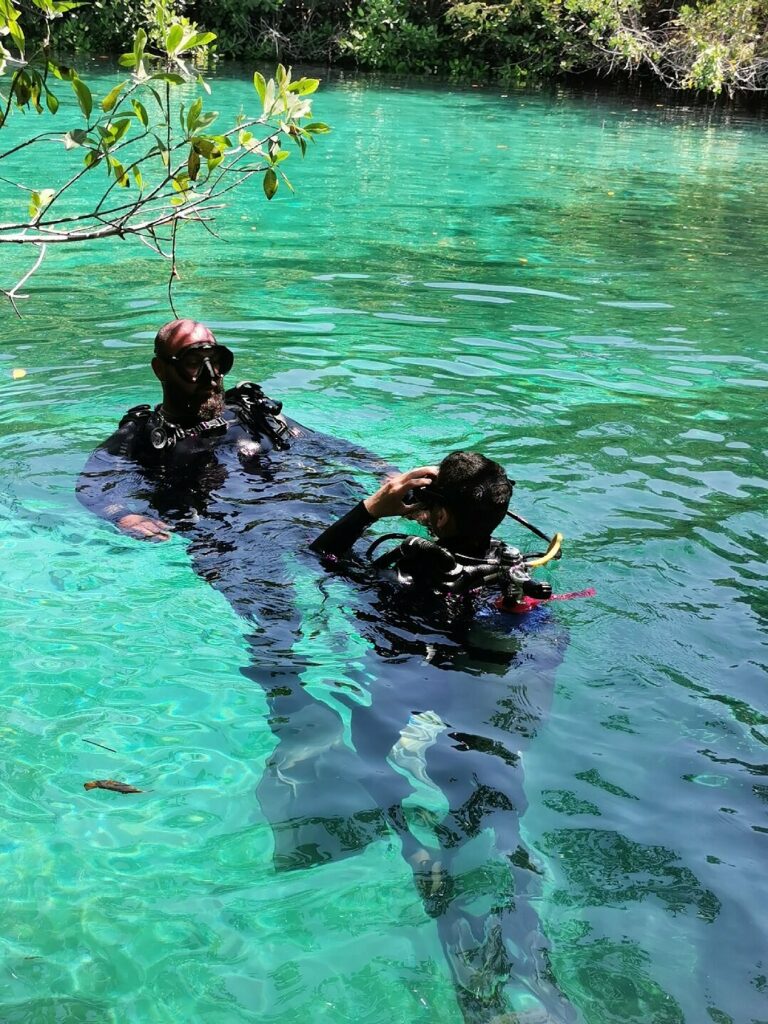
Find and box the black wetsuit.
[304,502,575,1023]
[78,398,573,1024]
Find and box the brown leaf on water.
[83,779,143,794]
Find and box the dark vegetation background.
[59,0,768,97]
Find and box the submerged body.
[78,394,573,1023]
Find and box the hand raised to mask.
[363,466,438,520]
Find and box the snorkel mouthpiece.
[197,355,219,383]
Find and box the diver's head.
[413,451,513,542]
[151,319,234,422]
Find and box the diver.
[311,450,557,616]
[308,452,576,1024]
[76,318,303,538]
[77,315,400,866]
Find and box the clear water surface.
[0,70,766,1024]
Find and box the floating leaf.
[11,369,26,380]
[84,779,143,794]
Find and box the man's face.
[153,320,233,419]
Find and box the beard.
[194,383,225,421]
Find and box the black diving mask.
[405,479,517,511]
[162,342,234,382]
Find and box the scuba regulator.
[366,521,564,614]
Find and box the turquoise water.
[1,72,767,1023]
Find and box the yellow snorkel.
[527,531,563,568]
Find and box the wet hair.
[435,451,513,538]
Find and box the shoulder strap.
[118,404,151,429]
[225,381,292,449]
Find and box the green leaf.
[131,99,148,127]
[275,64,287,86]
[186,96,202,132]
[109,157,129,186]
[118,53,136,69]
[28,71,43,113]
[253,71,266,105]
[83,149,99,168]
[187,147,200,181]
[8,17,24,51]
[49,63,75,81]
[71,77,92,119]
[166,23,184,56]
[67,128,88,145]
[263,167,278,200]
[153,134,170,167]
[133,27,147,65]
[185,31,216,49]
[101,81,124,112]
[191,136,214,157]
[150,72,185,85]
[196,111,218,130]
[288,77,319,96]
[13,73,31,107]
[131,166,144,189]
[303,121,330,134]
[110,118,131,143]
[29,189,53,219]
[45,89,59,114]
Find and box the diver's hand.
[116,513,172,541]
[364,466,438,519]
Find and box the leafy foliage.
[0,0,329,311]
[172,0,768,95]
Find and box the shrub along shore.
[59,0,768,98]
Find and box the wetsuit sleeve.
[76,422,155,524]
[310,501,376,557]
